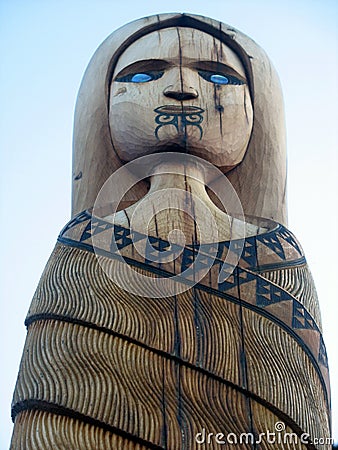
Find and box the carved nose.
[163,87,199,101]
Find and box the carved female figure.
[11,13,330,449]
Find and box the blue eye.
[115,71,163,83]
[198,70,245,85]
[210,74,229,84]
[131,73,152,83]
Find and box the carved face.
[109,27,253,170]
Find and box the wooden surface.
[11,12,330,450]
[11,230,330,448]
[107,163,265,243]
[71,13,287,225]
[109,27,253,169]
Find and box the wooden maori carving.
[11,13,331,450]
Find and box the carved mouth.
[154,105,205,141]
[155,105,204,115]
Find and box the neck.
[148,161,206,194]
[106,161,265,243]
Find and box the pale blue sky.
[1,0,337,447]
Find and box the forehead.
[113,27,246,77]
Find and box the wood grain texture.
[251,403,308,450]
[12,237,330,448]
[12,318,254,448]
[10,410,152,450]
[261,264,322,330]
[13,320,165,444]
[242,310,330,443]
[25,244,244,385]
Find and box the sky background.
[1,0,337,447]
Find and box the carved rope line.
[24,302,329,410]
[12,399,164,450]
[15,316,322,446]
